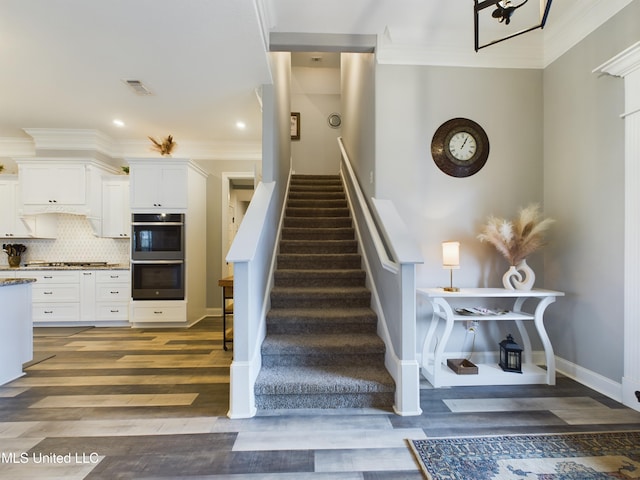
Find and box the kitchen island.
[0,277,35,385]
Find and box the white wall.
[375,64,544,354]
[291,66,342,174]
[543,1,640,383]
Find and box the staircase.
[254,174,395,410]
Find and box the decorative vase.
[502,259,535,290]
[8,255,21,268]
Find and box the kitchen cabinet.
[94,270,130,321]
[129,300,186,323]
[102,177,130,238]
[0,279,34,385]
[129,161,188,211]
[17,158,118,219]
[0,176,56,238]
[11,268,130,325]
[16,270,82,323]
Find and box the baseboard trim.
[555,356,623,403]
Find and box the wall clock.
[431,118,490,178]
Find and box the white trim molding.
[594,41,640,412]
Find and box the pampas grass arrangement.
[148,135,176,156]
[477,204,554,266]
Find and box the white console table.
[417,287,564,388]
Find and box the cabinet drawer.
[131,303,186,323]
[96,303,129,321]
[96,284,130,302]
[32,284,80,302]
[33,303,80,322]
[19,270,80,284]
[96,271,130,283]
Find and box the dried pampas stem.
[477,204,554,265]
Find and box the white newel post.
[595,41,640,411]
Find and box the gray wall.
[291,66,342,174]
[543,1,640,382]
[374,64,544,353]
[341,53,376,200]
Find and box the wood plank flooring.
[1,317,639,479]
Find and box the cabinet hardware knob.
[153,311,163,314]
[44,310,53,314]
[44,291,53,295]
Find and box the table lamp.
[442,241,460,292]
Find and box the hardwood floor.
[1,317,639,479]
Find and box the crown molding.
[594,41,640,78]
[23,128,117,157]
[0,137,35,158]
[119,140,262,162]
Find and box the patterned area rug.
[409,431,640,479]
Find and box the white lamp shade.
[442,241,460,268]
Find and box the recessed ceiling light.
[113,119,125,127]
[236,121,246,130]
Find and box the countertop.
[0,264,130,271]
[0,278,37,287]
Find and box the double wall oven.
[131,213,185,300]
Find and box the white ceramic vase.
[502,259,535,290]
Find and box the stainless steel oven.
[131,213,185,261]
[131,260,185,300]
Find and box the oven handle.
[131,260,184,265]
[131,222,184,226]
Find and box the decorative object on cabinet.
[442,241,460,292]
[148,134,176,156]
[477,203,554,290]
[290,112,300,140]
[431,117,489,178]
[474,0,553,51]
[499,333,523,373]
[0,164,4,173]
[121,166,129,174]
[3,243,26,268]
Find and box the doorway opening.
[221,172,255,278]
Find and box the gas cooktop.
[25,261,110,267]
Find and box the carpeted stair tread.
[283,216,352,228]
[277,253,361,270]
[262,333,385,354]
[281,227,354,240]
[287,199,347,208]
[274,269,365,287]
[279,239,358,254]
[255,365,395,395]
[285,207,350,217]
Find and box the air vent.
[122,79,153,96]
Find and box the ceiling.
[0,0,631,159]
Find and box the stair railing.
[338,137,424,416]
[225,180,280,419]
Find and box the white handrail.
[338,137,399,274]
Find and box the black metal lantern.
[499,334,523,373]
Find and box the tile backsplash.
[1,214,130,267]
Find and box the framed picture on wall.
[291,112,300,140]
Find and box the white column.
[595,41,640,411]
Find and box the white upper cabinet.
[17,158,118,218]
[20,163,86,211]
[129,160,188,211]
[102,177,130,238]
[0,175,56,238]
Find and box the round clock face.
[431,118,489,177]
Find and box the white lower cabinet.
[10,269,130,325]
[129,300,187,324]
[95,270,130,321]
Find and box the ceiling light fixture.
[113,119,125,127]
[236,121,246,130]
[474,0,552,51]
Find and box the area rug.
[409,431,640,479]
